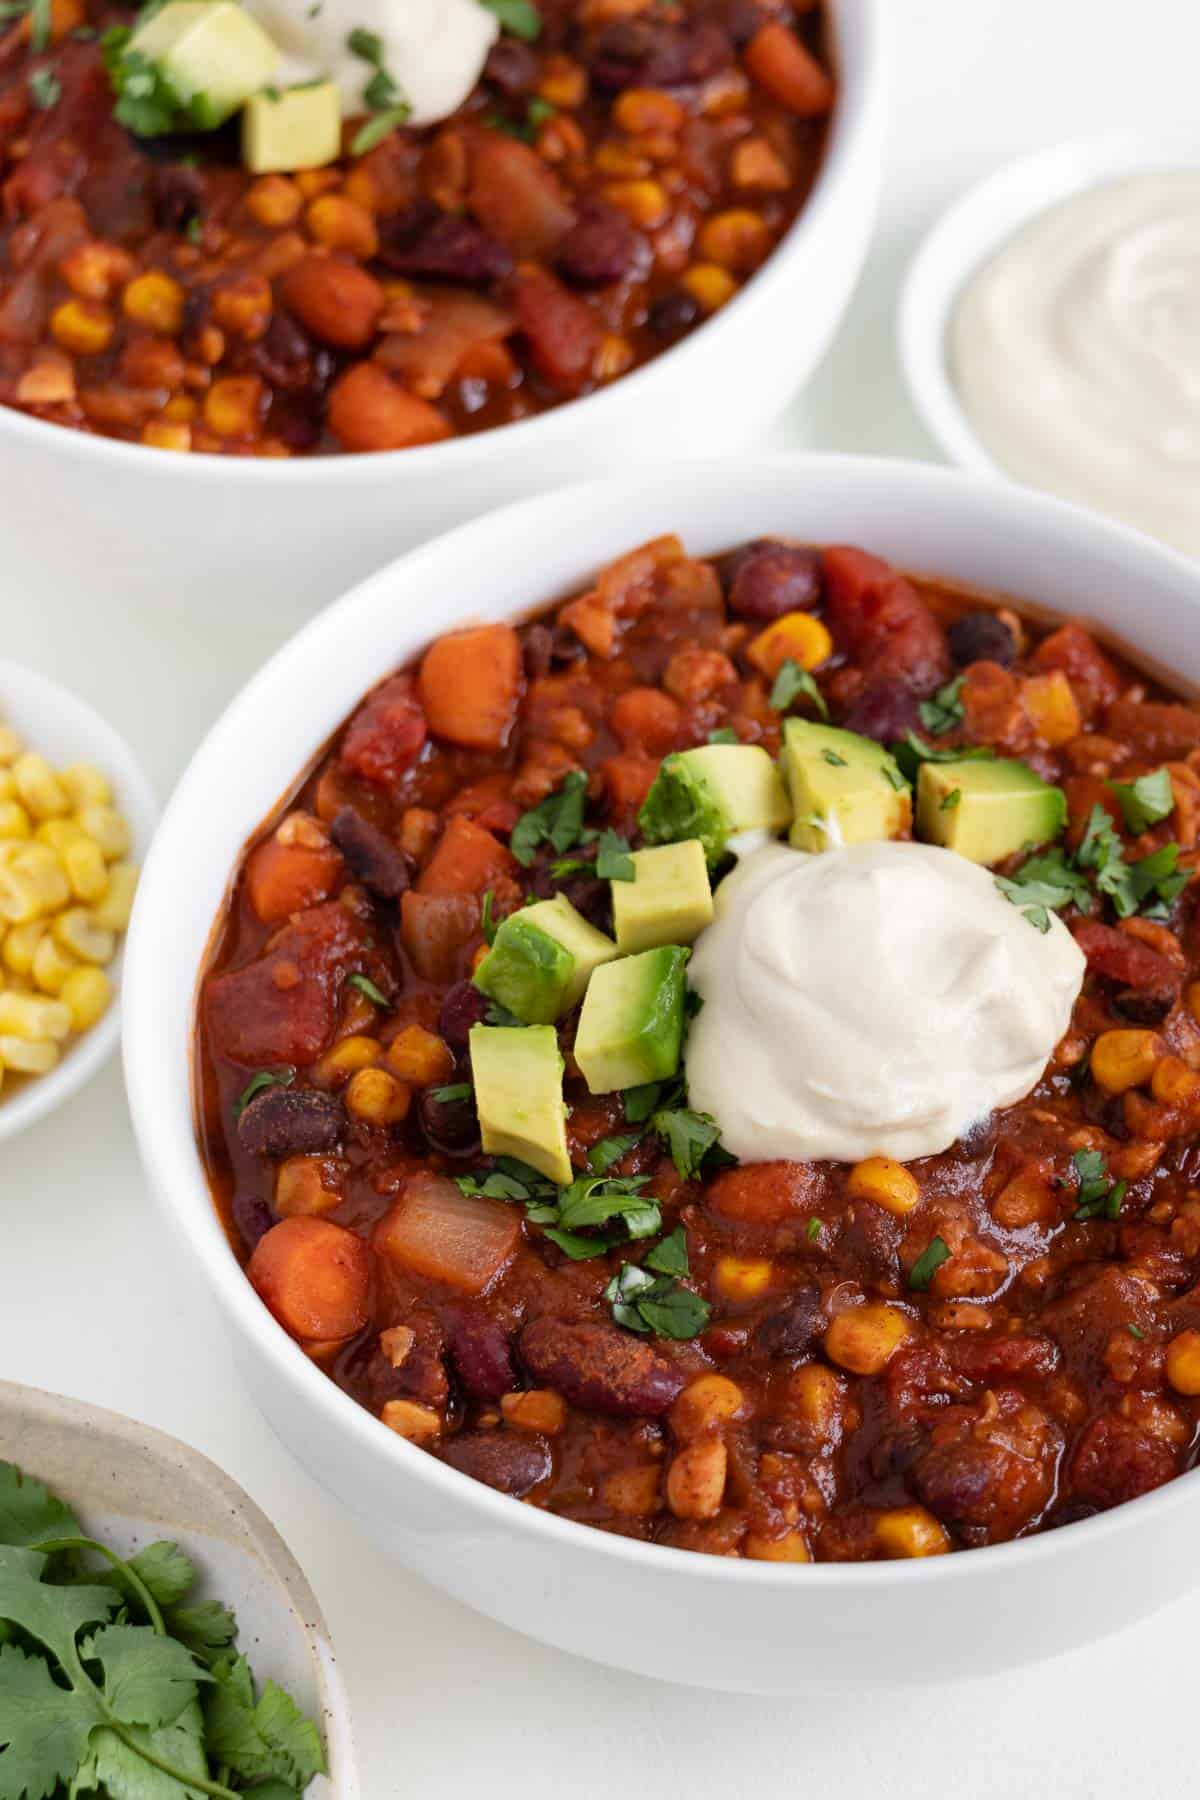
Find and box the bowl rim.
[898,127,1200,478]
[0,0,885,486]
[124,449,1200,1592]
[0,657,157,1144]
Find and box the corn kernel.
[50,298,115,356]
[696,208,772,272]
[0,846,70,922]
[52,907,115,964]
[275,1154,342,1218]
[61,836,109,904]
[91,863,138,933]
[1166,1328,1200,1396]
[747,611,833,678]
[0,773,13,803]
[744,1530,810,1563]
[1022,670,1082,747]
[846,1156,921,1216]
[0,989,71,1040]
[595,333,634,382]
[59,965,111,1032]
[13,753,68,819]
[680,262,737,313]
[142,420,192,452]
[0,1033,58,1074]
[76,805,131,861]
[211,272,273,341]
[122,270,185,335]
[0,802,30,841]
[602,179,670,228]
[306,194,379,258]
[385,1024,454,1087]
[32,932,79,996]
[2,920,43,976]
[593,142,651,178]
[824,1303,913,1376]
[874,1505,950,1558]
[501,1390,567,1434]
[729,136,791,192]
[60,762,111,809]
[380,1399,442,1443]
[36,819,85,851]
[202,375,264,439]
[295,167,341,199]
[538,54,587,108]
[1091,1029,1160,1095]
[246,174,302,228]
[0,728,21,764]
[613,87,685,135]
[670,1374,744,1438]
[59,239,135,301]
[1151,1054,1200,1106]
[313,1034,379,1086]
[345,1066,410,1126]
[714,1254,773,1302]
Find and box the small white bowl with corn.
[0,659,156,1142]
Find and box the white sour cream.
[243,0,499,124]
[685,840,1085,1165]
[951,172,1200,556]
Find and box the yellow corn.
[0,803,30,841]
[714,1254,773,1301]
[744,1531,810,1563]
[385,1025,454,1087]
[2,920,43,977]
[91,863,138,933]
[313,1034,378,1086]
[76,805,131,861]
[846,1156,921,1216]
[0,727,21,764]
[1091,1029,1160,1095]
[50,297,115,356]
[33,933,79,996]
[0,773,13,803]
[0,990,72,1040]
[874,1506,950,1558]
[52,907,115,964]
[380,1400,442,1443]
[36,818,86,851]
[62,836,109,903]
[122,270,185,335]
[344,1066,410,1126]
[696,208,771,272]
[0,1032,58,1074]
[13,753,68,819]
[60,762,111,809]
[679,263,738,313]
[0,846,70,922]
[1022,670,1082,747]
[824,1303,913,1376]
[747,611,833,678]
[59,966,111,1031]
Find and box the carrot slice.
[418,622,523,750]
[248,1216,372,1342]
[417,814,515,898]
[744,22,834,117]
[245,837,343,925]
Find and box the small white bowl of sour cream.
[899,131,1200,557]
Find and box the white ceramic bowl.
[0,1378,358,1798]
[0,1,884,622]
[899,128,1200,482]
[124,454,1200,1695]
[0,659,156,1143]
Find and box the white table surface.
[3,3,1196,1795]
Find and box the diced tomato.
[822,545,951,695]
[248,1216,373,1342]
[1072,919,1183,1002]
[375,1172,521,1294]
[1104,700,1200,761]
[340,675,428,786]
[205,902,368,1067]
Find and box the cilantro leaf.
[1073,1147,1126,1221]
[0,1462,79,1549]
[430,1081,472,1104]
[350,103,411,156]
[644,1225,689,1277]
[101,34,220,137]
[0,1642,97,1800]
[649,1107,721,1179]
[480,889,498,946]
[477,0,541,39]
[604,1263,709,1338]
[346,973,390,1009]
[0,1544,116,1668]
[918,675,965,736]
[623,1080,670,1124]
[1110,769,1174,835]
[205,1657,325,1790]
[707,727,739,745]
[769,660,828,718]
[124,1543,195,1613]
[554,1175,658,1240]
[163,1600,237,1671]
[908,1235,950,1291]
[595,829,635,882]
[232,1067,295,1123]
[510,771,593,867]
[85,1623,205,1730]
[86,1701,210,1799]
[587,1133,640,1174]
[27,67,59,110]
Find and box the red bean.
[237,1087,345,1158]
[330,806,411,901]
[519,1317,686,1416]
[728,541,823,621]
[450,1308,518,1400]
[439,1430,552,1495]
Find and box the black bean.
[331,806,410,901]
[590,19,733,90]
[237,1086,345,1157]
[231,1190,273,1251]
[418,1086,480,1156]
[450,1310,518,1400]
[947,611,1017,670]
[755,1286,823,1357]
[378,212,513,286]
[483,37,539,93]
[152,164,204,234]
[1113,987,1176,1026]
[648,290,701,341]
[438,980,489,1050]
[728,542,823,621]
[557,201,642,289]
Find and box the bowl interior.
[899,128,1200,474]
[0,659,157,1143]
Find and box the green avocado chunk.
[118,1,280,133]
[243,82,341,174]
[782,719,912,853]
[574,945,690,1095]
[473,896,617,1024]
[916,757,1067,864]
[612,840,713,954]
[638,744,791,866]
[469,1023,571,1186]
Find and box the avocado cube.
[782,719,911,853]
[612,841,713,954]
[638,744,791,867]
[916,757,1067,864]
[469,1024,571,1187]
[574,946,690,1095]
[243,82,341,174]
[474,896,616,1024]
[128,1,280,130]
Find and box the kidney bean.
[250,311,329,394]
[590,19,733,90]
[947,610,1017,670]
[1114,988,1176,1026]
[556,201,642,289]
[755,1286,823,1357]
[1069,1413,1178,1509]
[915,1435,1050,1543]
[418,1085,480,1156]
[439,1430,552,1495]
[330,806,410,901]
[728,541,823,621]
[483,37,539,93]
[450,1309,518,1399]
[231,1190,274,1251]
[648,290,701,341]
[438,980,489,1049]
[379,211,513,287]
[278,254,384,350]
[840,679,922,745]
[152,163,204,234]
[519,1318,686,1416]
[237,1086,346,1157]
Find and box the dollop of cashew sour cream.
[685,841,1085,1165]
[951,172,1200,555]
[244,0,499,123]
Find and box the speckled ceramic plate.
[0,1380,358,1798]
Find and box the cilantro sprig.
[101,31,222,135]
[551,827,635,883]
[1071,1148,1126,1222]
[605,1241,709,1339]
[908,1235,950,1291]
[456,1155,660,1260]
[769,660,829,719]
[0,1462,325,1800]
[996,799,1189,932]
[477,0,541,39]
[918,675,966,736]
[510,771,594,867]
[1110,769,1175,835]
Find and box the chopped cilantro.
[595,828,635,882]
[918,675,966,736]
[477,0,541,40]
[346,972,390,1009]
[526,95,556,128]
[346,24,384,60]
[940,786,962,812]
[649,1106,722,1179]
[707,727,739,745]
[1110,769,1175,834]
[27,66,59,108]
[891,733,994,783]
[769,659,829,719]
[1072,1147,1126,1221]
[822,748,847,768]
[587,1132,640,1174]
[350,101,411,155]
[1128,1323,1146,1341]
[510,770,594,867]
[481,888,498,946]
[430,1082,472,1104]
[624,1079,669,1124]
[231,1066,295,1122]
[29,0,48,49]
[604,1262,710,1339]
[806,1216,823,1243]
[644,1225,689,1277]
[908,1235,950,1290]
[101,32,221,135]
